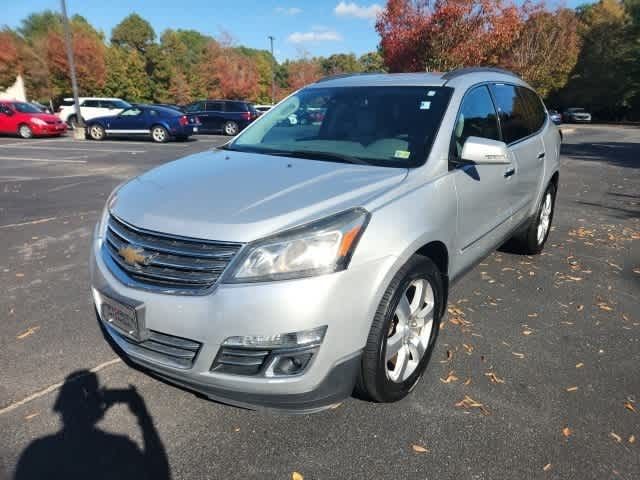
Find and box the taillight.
[179,115,188,126]
[241,111,251,121]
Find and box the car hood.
[111,149,407,242]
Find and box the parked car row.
[547,107,592,125]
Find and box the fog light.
[271,352,314,376]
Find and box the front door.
[106,107,146,135]
[450,85,515,264]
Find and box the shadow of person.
[14,370,171,480]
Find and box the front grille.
[103,214,242,294]
[117,329,201,369]
[211,347,271,375]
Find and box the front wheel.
[18,124,33,139]
[88,124,105,141]
[223,121,239,136]
[151,126,168,143]
[355,255,444,403]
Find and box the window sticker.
[420,101,431,110]
[427,90,436,97]
[394,150,410,159]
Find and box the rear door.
[0,103,15,133]
[490,84,546,227]
[205,101,225,131]
[80,99,101,120]
[451,85,515,261]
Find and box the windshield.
[14,102,43,113]
[228,86,453,168]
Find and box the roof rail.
[314,72,385,83]
[441,67,520,81]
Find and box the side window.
[120,108,143,117]
[226,101,247,112]
[452,86,500,158]
[516,87,546,133]
[206,102,223,111]
[490,84,531,144]
[82,100,99,108]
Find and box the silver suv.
[90,68,560,412]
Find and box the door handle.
[504,167,515,178]
[537,152,545,160]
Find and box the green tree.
[358,51,385,72]
[18,10,62,42]
[111,13,155,53]
[320,53,362,75]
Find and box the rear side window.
[490,84,531,144]
[82,100,100,108]
[226,101,248,112]
[205,102,224,111]
[452,86,500,158]
[516,87,546,133]
[60,99,74,107]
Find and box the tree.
[504,8,581,98]
[0,30,21,90]
[320,53,362,75]
[111,14,155,53]
[198,41,260,100]
[359,51,385,72]
[376,0,523,72]
[18,10,62,42]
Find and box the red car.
[0,100,68,138]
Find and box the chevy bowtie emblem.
[118,245,156,267]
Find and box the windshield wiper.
[273,149,369,165]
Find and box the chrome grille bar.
[103,214,243,295]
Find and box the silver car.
[91,68,560,412]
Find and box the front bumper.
[90,238,395,412]
[32,123,67,135]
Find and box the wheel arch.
[414,240,449,317]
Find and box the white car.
[57,97,131,128]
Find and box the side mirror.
[461,136,510,164]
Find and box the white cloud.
[287,28,343,44]
[334,1,382,20]
[275,7,303,15]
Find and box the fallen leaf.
[512,352,525,359]
[575,363,584,369]
[562,427,572,438]
[576,305,584,311]
[462,343,474,354]
[543,463,552,472]
[15,273,24,278]
[463,378,472,386]
[610,432,622,443]
[566,386,579,392]
[292,472,304,480]
[629,435,636,444]
[17,326,40,340]
[624,401,637,413]
[523,329,533,336]
[234,427,240,432]
[527,313,538,318]
[411,444,429,453]
[484,372,505,384]
[24,412,39,421]
[440,371,459,384]
[566,276,583,281]
[598,303,613,312]
[329,402,342,410]
[455,395,490,415]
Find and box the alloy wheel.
[224,122,238,136]
[537,192,552,245]
[152,127,167,142]
[19,125,33,139]
[385,278,435,383]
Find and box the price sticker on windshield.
[394,150,410,159]
[420,101,431,110]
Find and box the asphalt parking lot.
[0,125,638,479]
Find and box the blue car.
[182,100,258,136]
[85,105,201,143]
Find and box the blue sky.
[3,0,590,61]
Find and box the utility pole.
[268,36,275,105]
[60,0,84,139]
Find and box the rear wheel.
[223,121,239,136]
[18,124,33,139]
[151,125,168,143]
[356,255,444,403]
[88,124,105,141]
[510,182,556,255]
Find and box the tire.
[223,121,239,136]
[510,182,556,255]
[18,124,33,139]
[151,125,168,143]
[88,124,105,141]
[355,255,444,403]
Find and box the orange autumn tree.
[198,40,260,100]
[0,30,22,89]
[376,0,524,72]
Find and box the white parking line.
[0,358,122,416]
[1,145,145,153]
[0,156,87,163]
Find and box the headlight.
[30,117,47,126]
[223,208,370,283]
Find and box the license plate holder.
[101,294,140,341]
